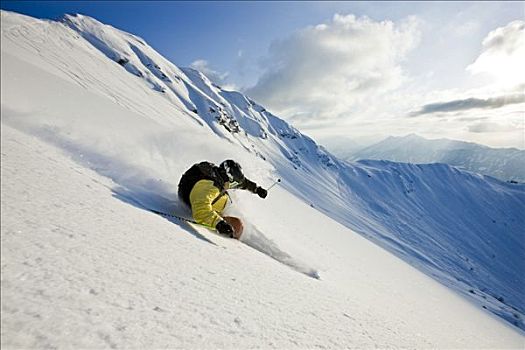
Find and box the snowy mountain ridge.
[343,133,525,182]
[1,10,524,346]
[60,12,327,169]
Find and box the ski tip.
[305,269,321,280]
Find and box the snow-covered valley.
[1,10,524,347]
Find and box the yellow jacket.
[189,179,229,227]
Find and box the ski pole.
[266,178,281,191]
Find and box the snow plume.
[224,205,320,279]
[241,225,320,279]
[246,14,420,123]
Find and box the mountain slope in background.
[1,10,524,345]
[344,133,525,182]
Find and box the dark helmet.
[219,159,244,183]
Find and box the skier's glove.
[216,220,234,237]
[256,186,268,199]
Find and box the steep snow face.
[1,9,524,335]
[345,134,525,182]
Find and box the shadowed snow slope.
[1,10,524,346]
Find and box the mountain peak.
[403,133,424,140]
[60,13,102,26]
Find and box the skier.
[178,160,268,239]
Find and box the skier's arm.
[239,178,267,198]
[239,177,258,193]
[189,180,224,228]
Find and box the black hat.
[219,159,244,183]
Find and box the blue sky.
[2,1,524,148]
[0,1,426,84]
[3,1,520,87]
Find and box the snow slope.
[345,134,525,182]
[2,108,523,349]
[1,10,524,346]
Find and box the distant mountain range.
[333,134,525,182]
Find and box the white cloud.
[245,14,421,122]
[467,20,525,87]
[468,121,515,133]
